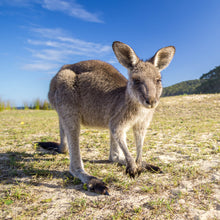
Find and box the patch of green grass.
[70,198,87,214]
[63,175,81,187]
[0,185,34,208]
[146,198,176,216]
[108,204,144,220]
[40,198,52,203]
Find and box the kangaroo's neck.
[125,87,151,113]
[125,85,141,108]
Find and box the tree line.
[162,65,220,96]
[0,99,52,111]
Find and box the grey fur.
[48,41,175,194]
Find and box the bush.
[0,100,12,111]
[0,101,5,111]
[32,99,52,110]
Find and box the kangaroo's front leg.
[60,113,109,195]
[110,128,138,178]
[109,133,126,165]
[133,123,146,175]
[133,123,162,174]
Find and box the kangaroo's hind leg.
[58,119,68,153]
[57,108,109,195]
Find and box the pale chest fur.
[122,104,155,132]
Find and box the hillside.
[162,79,202,96]
[163,65,220,96]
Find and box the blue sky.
[0,0,220,106]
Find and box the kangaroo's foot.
[87,177,109,195]
[125,161,140,178]
[141,161,163,173]
[70,169,109,195]
[111,158,141,178]
[58,144,68,154]
[109,154,140,178]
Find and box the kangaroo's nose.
[146,98,156,107]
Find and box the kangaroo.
[48,41,175,195]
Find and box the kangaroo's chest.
[131,107,154,126]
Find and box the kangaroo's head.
[112,41,175,108]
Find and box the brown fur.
[48,41,175,194]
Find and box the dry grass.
[0,94,220,219]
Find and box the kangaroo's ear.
[149,46,175,71]
[112,41,139,69]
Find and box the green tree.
[42,100,50,110]
[0,100,5,111]
[196,66,220,94]
[34,99,41,110]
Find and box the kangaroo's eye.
[156,79,161,84]
[133,79,141,85]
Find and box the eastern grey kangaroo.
[48,41,175,195]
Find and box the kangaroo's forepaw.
[87,178,109,195]
[142,161,163,173]
[137,166,143,176]
[126,165,139,178]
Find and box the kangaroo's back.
[62,60,127,86]
[49,60,128,127]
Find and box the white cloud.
[28,27,111,56]
[56,36,111,54]
[42,0,103,23]
[32,49,67,61]
[22,62,60,71]
[30,27,65,39]
[23,27,112,72]
[27,39,61,48]
[2,0,103,23]
[108,59,118,65]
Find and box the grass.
[0,94,219,219]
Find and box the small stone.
[171,189,181,196]
[211,174,220,181]
[179,199,185,204]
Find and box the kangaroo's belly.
[80,109,110,128]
